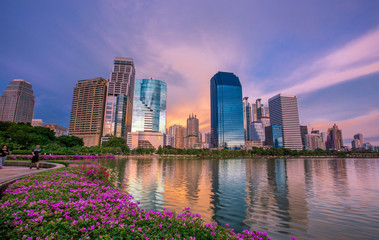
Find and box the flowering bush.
[8,155,115,161]
[0,166,275,240]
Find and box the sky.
[1,0,379,146]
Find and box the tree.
[102,137,129,153]
[157,145,163,155]
[57,135,84,148]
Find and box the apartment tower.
[186,114,199,149]
[69,78,108,147]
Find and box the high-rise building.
[353,133,364,147]
[243,97,252,142]
[351,139,361,149]
[265,125,283,148]
[210,72,244,149]
[69,77,108,147]
[205,132,212,144]
[131,78,167,133]
[325,124,343,150]
[258,116,270,128]
[45,124,67,137]
[168,124,186,149]
[249,122,265,142]
[305,132,326,150]
[268,94,302,150]
[186,114,199,149]
[300,125,308,149]
[0,79,35,123]
[103,57,136,138]
[31,119,44,127]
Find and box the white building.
[249,122,265,142]
[32,119,44,127]
[305,133,326,150]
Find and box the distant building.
[68,77,108,147]
[198,132,203,143]
[204,132,212,144]
[305,132,326,150]
[45,124,67,137]
[186,114,199,149]
[0,79,35,123]
[32,119,44,127]
[249,122,265,142]
[354,133,364,145]
[168,124,186,149]
[300,125,308,149]
[258,116,270,128]
[243,97,252,142]
[127,132,164,150]
[326,124,343,150]
[268,94,302,150]
[245,140,264,149]
[352,133,364,149]
[265,125,283,148]
[131,78,167,133]
[103,57,136,138]
[210,72,244,149]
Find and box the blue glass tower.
[210,72,244,149]
[265,125,283,148]
[131,78,167,133]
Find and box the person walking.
[0,145,9,169]
[31,145,41,170]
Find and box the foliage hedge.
[0,165,277,240]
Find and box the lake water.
[98,158,379,240]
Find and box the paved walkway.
[0,166,43,184]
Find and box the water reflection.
[100,158,379,240]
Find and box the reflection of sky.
[101,158,379,239]
[1,1,379,143]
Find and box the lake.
[98,157,379,240]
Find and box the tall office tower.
[168,124,186,149]
[268,94,302,150]
[264,106,270,117]
[249,122,265,142]
[300,125,308,149]
[256,98,264,119]
[265,125,283,148]
[325,124,343,150]
[243,97,252,142]
[0,79,35,123]
[131,78,167,133]
[186,114,199,148]
[354,133,364,145]
[31,119,44,127]
[103,57,136,138]
[210,72,244,149]
[69,78,108,147]
[252,103,258,122]
[351,139,361,149]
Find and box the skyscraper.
[353,133,364,147]
[186,114,199,149]
[243,97,252,142]
[168,124,186,149]
[326,124,343,150]
[0,79,35,123]
[69,77,108,147]
[268,94,302,150]
[210,72,244,149]
[131,78,167,133]
[265,125,283,148]
[300,125,308,149]
[103,57,136,138]
[249,122,265,142]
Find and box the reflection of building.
[326,124,343,150]
[69,77,108,147]
[269,94,302,150]
[103,57,136,138]
[45,124,67,137]
[243,97,252,142]
[168,124,186,149]
[186,114,199,149]
[32,119,44,127]
[210,72,244,148]
[127,132,164,150]
[265,125,283,148]
[132,78,167,133]
[0,79,35,123]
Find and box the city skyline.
[1,1,379,145]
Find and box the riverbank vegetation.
[0,165,273,240]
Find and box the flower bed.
[7,155,116,161]
[0,165,275,240]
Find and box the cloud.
[260,27,379,100]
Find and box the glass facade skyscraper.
[131,78,167,133]
[210,72,244,149]
[265,125,283,148]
